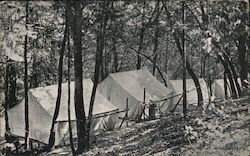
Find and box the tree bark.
[72,1,87,152]
[4,60,10,134]
[218,54,237,98]
[162,2,204,106]
[24,1,29,150]
[152,0,160,75]
[67,27,75,155]
[137,1,146,70]
[182,1,187,117]
[48,3,68,147]
[9,64,16,109]
[112,36,118,72]
[238,35,248,88]
[173,32,204,106]
[87,1,109,149]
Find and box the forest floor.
[43,97,250,155]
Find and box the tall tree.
[72,1,87,152]
[238,1,248,88]
[152,0,160,75]
[67,23,75,155]
[137,1,146,70]
[87,1,109,149]
[24,0,29,149]
[48,2,68,147]
[182,1,187,118]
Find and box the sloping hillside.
[45,97,250,156]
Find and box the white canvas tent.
[212,78,241,100]
[0,109,5,138]
[97,69,176,120]
[7,79,119,146]
[167,78,209,106]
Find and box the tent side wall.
[7,91,52,144]
[54,112,118,146]
[98,76,143,121]
[0,112,5,137]
[167,79,209,106]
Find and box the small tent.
[97,69,176,120]
[167,78,209,106]
[7,79,119,146]
[212,78,241,100]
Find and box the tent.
[0,109,5,138]
[97,69,176,120]
[167,78,209,106]
[7,79,119,146]
[212,78,241,100]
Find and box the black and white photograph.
[0,0,249,155]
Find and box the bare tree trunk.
[67,27,75,155]
[173,32,204,106]
[72,1,87,152]
[137,1,146,70]
[4,60,10,135]
[163,2,204,106]
[9,64,16,109]
[182,1,187,118]
[112,36,118,72]
[48,3,68,147]
[238,1,248,88]
[238,35,248,88]
[24,1,29,149]
[224,72,228,99]
[152,0,160,75]
[218,55,237,98]
[137,27,144,70]
[87,1,109,149]
[165,31,169,74]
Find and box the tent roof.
[30,79,118,121]
[108,69,173,103]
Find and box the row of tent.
[1,69,239,146]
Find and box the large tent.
[212,78,241,100]
[7,79,119,146]
[167,78,209,106]
[97,69,176,120]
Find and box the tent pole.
[126,98,128,127]
[143,88,146,120]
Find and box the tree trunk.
[9,64,16,109]
[48,3,68,147]
[165,31,169,74]
[152,0,160,75]
[163,2,203,106]
[238,35,248,88]
[223,53,242,97]
[112,36,118,72]
[67,27,75,155]
[218,55,237,98]
[182,1,187,118]
[224,72,228,99]
[137,1,146,70]
[4,60,10,134]
[72,1,87,152]
[137,27,144,70]
[87,2,109,149]
[173,32,204,106]
[24,1,29,149]
[238,0,248,88]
